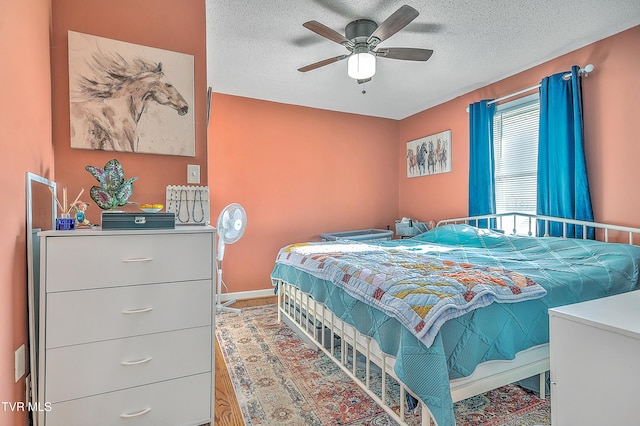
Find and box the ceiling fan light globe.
[348,52,375,80]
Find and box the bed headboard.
[436,212,640,245]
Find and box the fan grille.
[217,203,247,244]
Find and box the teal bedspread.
[276,237,546,348]
[271,225,640,425]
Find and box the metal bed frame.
[274,213,640,425]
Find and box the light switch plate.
[187,164,200,184]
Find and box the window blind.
[494,96,540,214]
[493,95,540,234]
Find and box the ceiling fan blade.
[376,47,433,61]
[368,5,419,46]
[298,54,349,72]
[303,21,351,46]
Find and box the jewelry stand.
[166,185,210,225]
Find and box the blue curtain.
[537,65,594,238]
[468,100,496,228]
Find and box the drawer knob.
[121,307,154,314]
[120,407,152,418]
[121,356,153,366]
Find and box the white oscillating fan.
[215,203,247,314]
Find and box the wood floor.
[214,296,277,426]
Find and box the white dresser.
[549,290,640,426]
[37,227,215,426]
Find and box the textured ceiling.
[206,0,640,120]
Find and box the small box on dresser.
[36,226,215,426]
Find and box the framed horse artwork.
[67,31,195,156]
[406,130,452,178]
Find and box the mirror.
[25,172,56,415]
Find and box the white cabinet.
[37,227,215,426]
[549,291,640,426]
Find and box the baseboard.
[218,288,276,302]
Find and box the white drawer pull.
[121,307,153,314]
[122,257,154,263]
[120,407,152,418]
[120,357,153,366]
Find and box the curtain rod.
[487,84,540,106]
[466,64,595,112]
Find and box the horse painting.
[70,53,189,152]
[68,31,194,156]
[406,130,452,178]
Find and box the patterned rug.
[215,304,551,426]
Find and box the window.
[493,93,540,234]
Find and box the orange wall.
[209,95,400,291]
[50,0,208,225]
[0,0,54,424]
[399,25,640,228]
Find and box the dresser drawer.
[44,372,211,426]
[45,326,211,403]
[46,280,211,348]
[45,232,213,292]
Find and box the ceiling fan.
[297,4,433,84]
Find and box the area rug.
[215,304,550,426]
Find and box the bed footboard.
[276,279,550,426]
[276,279,432,426]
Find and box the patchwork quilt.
[276,239,546,347]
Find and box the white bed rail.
[275,278,547,426]
[437,212,640,245]
[276,279,430,426]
